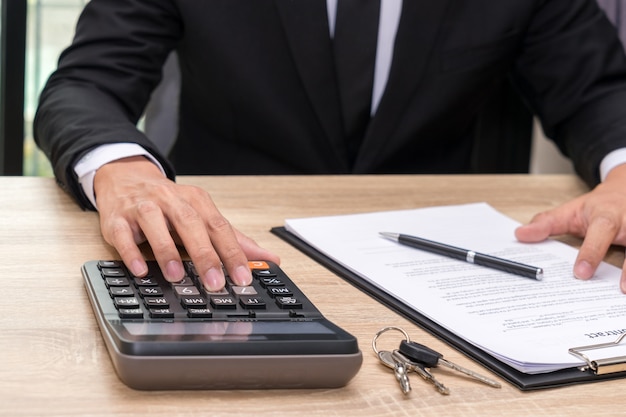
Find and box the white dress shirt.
[74,0,625,209]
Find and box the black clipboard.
[271,226,626,390]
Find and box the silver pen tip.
[536,268,544,281]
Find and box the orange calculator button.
[248,261,270,270]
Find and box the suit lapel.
[354,0,452,172]
[275,0,349,169]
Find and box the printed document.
[285,203,626,374]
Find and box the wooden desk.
[1,175,623,417]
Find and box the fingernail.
[202,267,225,292]
[130,259,148,277]
[232,265,252,286]
[574,260,594,280]
[164,260,184,282]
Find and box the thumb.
[515,208,573,243]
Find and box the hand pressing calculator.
[82,260,362,390]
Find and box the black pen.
[379,232,543,281]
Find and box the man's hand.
[93,156,280,291]
[515,164,626,293]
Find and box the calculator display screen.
[121,320,333,338]
[108,319,355,356]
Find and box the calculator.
[82,260,362,390]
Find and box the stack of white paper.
[285,203,626,374]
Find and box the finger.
[167,205,279,285]
[573,215,619,280]
[515,202,581,243]
[134,199,185,282]
[235,230,281,265]
[203,210,251,287]
[101,217,149,278]
[163,195,227,291]
[174,186,251,287]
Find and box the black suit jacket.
[34,0,626,208]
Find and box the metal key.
[378,350,411,394]
[392,350,450,395]
[399,340,501,388]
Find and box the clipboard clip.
[569,334,626,375]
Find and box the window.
[23,0,87,176]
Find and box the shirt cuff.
[599,148,626,182]
[74,143,165,210]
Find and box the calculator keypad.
[98,260,321,320]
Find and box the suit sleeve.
[512,0,626,187]
[33,0,180,208]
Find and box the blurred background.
[22,0,87,176]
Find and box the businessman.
[35,0,626,293]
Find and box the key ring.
[372,326,411,355]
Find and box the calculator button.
[210,296,237,309]
[98,260,122,268]
[268,287,293,297]
[118,308,144,319]
[149,308,175,319]
[139,287,164,297]
[144,297,169,308]
[253,269,277,279]
[239,297,267,309]
[248,261,270,270]
[106,277,131,287]
[109,286,133,297]
[180,297,207,308]
[134,277,159,287]
[275,296,303,309]
[101,268,127,278]
[114,297,140,309]
[259,276,284,287]
[187,308,213,318]
[184,261,198,275]
[174,286,201,297]
[170,277,194,286]
[231,286,258,296]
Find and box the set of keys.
[372,326,501,395]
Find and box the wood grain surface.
[1,175,623,417]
